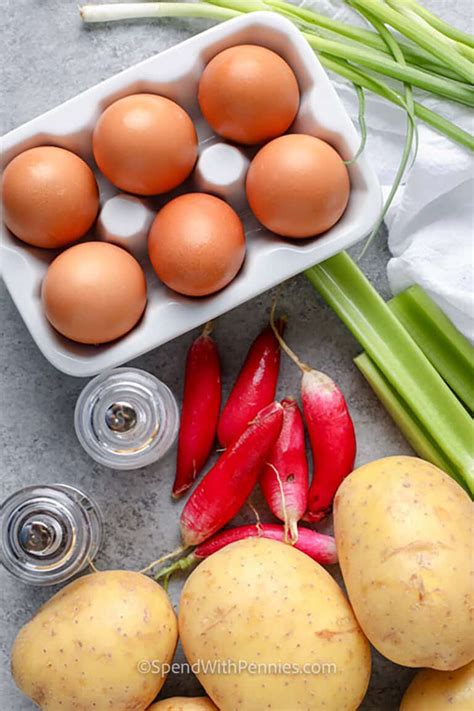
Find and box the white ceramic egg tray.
[1,12,381,377]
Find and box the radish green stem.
[138,544,191,574]
[201,320,214,338]
[155,552,197,581]
[266,462,293,543]
[269,301,309,373]
[305,252,474,495]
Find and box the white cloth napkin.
[301,0,474,341]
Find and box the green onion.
[386,0,474,58]
[302,31,474,106]
[79,2,239,22]
[386,0,474,48]
[351,0,474,82]
[344,85,368,164]
[79,2,474,150]
[388,286,474,413]
[305,252,474,495]
[265,0,465,81]
[348,0,417,257]
[354,352,462,484]
[318,55,474,150]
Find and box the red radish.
[217,319,285,448]
[302,370,356,521]
[155,523,337,581]
[181,402,283,546]
[173,322,221,498]
[260,397,308,542]
[270,306,356,522]
[195,523,336,563]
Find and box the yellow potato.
[148,697,218,710]
[400,661,474,710]
[178,537,371,711]
[12,570,178,710]
[334,456,473,670]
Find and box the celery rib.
[354,352,465,487]
[389,287,474,413]
[305,252,474,495]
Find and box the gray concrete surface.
[1,2,415,707]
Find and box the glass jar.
[0,484,103,586]
[74,367,179,470]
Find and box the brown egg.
[246,134,350,238]
[148,193,245,297]
[2,146,99,248]
[42,242,147,344]
[198,45,299,145]
[93,94,198,195]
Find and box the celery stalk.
[354,352,464,486]
[305,252,474,494]
[389,286,474,413]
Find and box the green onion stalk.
[79,0,473,254]
[79,0,473,149]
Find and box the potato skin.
[178,537,370,711]
[148,698,218,710]
[11,570,178,710]
[400,661,474,710]
[334,456,473,670]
